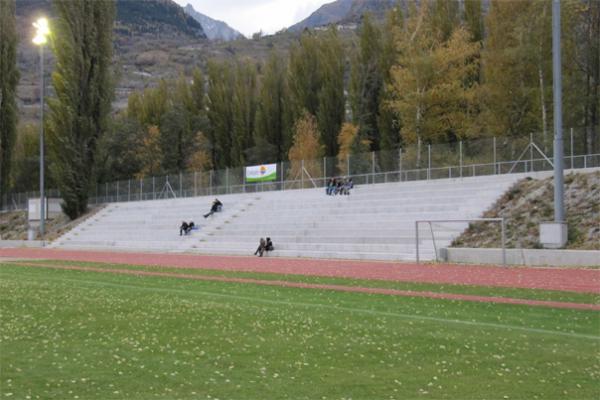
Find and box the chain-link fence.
[3,127,599,212]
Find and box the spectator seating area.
[50,173,532,261]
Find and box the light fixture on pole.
[32,17,49,240]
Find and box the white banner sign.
[246,163,277,182]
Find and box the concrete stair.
[50,172,538,261]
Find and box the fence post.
[459,141,463,178]
[280,161,284,190]
[179,172,183,197]
[501,218,506,267]
[128,179,131,202]
[301,159,305,189]
[105,182,108,203]
[415,221,420,264]
[371,151,375,184]
[530,132,534,172]
[570,127,574,169]
[399,148,402,182]
[323,157,326,185]
[493,137,497,174]
[152,176,155,200]
[347,155,350,177]
[209,170,213,195]
[427,145,431,180]
[194,171,197,197]
[226,168,229,194]
[140,178,143,201]
[116,181,119,202]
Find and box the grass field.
[1,260,599,399]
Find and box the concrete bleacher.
[50,173,532,260]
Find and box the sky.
[172,0,334,37]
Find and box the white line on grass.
[2,271,599,341]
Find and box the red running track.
[1,248,599,294]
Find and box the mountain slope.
[16,0,206,39]
[184,3,242,41]
[289,0,398,31]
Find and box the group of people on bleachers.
[176,197,276,258]
[326,177,353,196]
[178,198,223,236]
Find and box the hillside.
[183,3,242,41]
[15,0,207,120]
[289,0,398,31]
[452,171,600,250]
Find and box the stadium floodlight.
[32,17,49,45]
[33,17,49,240]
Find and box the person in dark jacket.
[265,237,274,252]
[179,221,189,236]
[204,198,223,218]
[254,237,266,257]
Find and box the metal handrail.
[415,218,506,267]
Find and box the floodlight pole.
[39,43,46,239]
[552,0,565,224]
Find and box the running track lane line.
[2,269,598,342]
[9,262,600,311]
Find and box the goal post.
[415,218,506,267]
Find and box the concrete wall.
[0,240,45,249]
[442,247,600,267]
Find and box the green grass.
[1,263,599,399]
[9,259,600,305]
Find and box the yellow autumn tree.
[136,125,162,179]
[390,2,480,145]
[336,122,371,174]
[287,111,324,187]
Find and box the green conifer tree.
[47,0,116,219]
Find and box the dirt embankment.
[453,171,600,250]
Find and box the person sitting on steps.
[179,221,194,236]
[265,237,274,253]
[254,237,266,257]
[204,198,223,218]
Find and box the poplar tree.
[206,60,234,169]
[48,0,115,219]
[349,14,383,151]
[255,51,291,162]
[0,0,19,207]
[231,60,257,166]
[316,28,345,157]
[478,0,539,138]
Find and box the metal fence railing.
[2,127,599,212]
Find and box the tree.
[255,51,292,162]
[316,28,346,157]
[478,0,541,138]
[288,32,321,119]
[0,0,19,207]
[390,3,480,148]
[349,14,383,150]
[231,60,257,166]
[47,0,116,219]
[464,0,484,43]
[287,111,323,185]
[378,4,403,165]
[206,60,234,169]
[137,125,162,178]
[95,115,144,183]
[10,124,39,193]
[336,122,370,174]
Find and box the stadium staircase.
[50,173,531,261]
